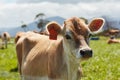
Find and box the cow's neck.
[48,35,80,79]
[63,39,80,80]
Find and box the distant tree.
[37,19,50,31]
[102,15,110,30]
[35,13,49,32]
[35,13,45,20]
[21,21,27,32]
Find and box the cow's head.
[47,17,105,59]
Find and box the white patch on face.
[64,30,81,59]
[72,48,81,59]
[63,29,91,59]
[63,30,73,52]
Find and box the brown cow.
[1,32,11,48]
[15,31,42,74]
[15,17,105,80]
[107,38,120,44]
[108,29,120,35]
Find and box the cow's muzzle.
[80,48,93,58]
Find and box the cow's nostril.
[80,49,93,58]
[80,50,85,56]
[89,50,93,57]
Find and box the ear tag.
[49,28,58,40]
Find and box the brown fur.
[108,29,120,35]
[15,31,41,74]
[107,38,120,44]
[15,17,104,80]
[1,32,11,48]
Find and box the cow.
[15,17,105,80]
[15,31,43,75]
[108,29,120,35]
[107,37,120,44]
[1,32,11,48]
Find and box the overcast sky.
[0,0,120,28]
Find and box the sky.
[0,0,120,28]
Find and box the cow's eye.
[65,34,72,39]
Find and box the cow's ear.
[88,18,105,33]
[47,21,61,40]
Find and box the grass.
[81,36,120,80]
[0,37,120,80]
[0,43,20,80]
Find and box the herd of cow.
[2,17,106,80]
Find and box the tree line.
[21,13,49,32]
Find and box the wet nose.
[80,49,93,58]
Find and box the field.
[0,36,120,80]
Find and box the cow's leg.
[5,39,7,48]
[76,67,83,80]
[16,42,23,75]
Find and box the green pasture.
[0,37,120,80]
[0,43,20,80]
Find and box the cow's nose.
[80,49,93,58]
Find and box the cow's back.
[22,35,68,79]
[15,31,43,74]
[22,36,49,76]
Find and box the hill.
[1,16,120,37]
[0,16,65,37]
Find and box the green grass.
[0,43,20,80]
[81,37,120,80]
[0,37,120,80]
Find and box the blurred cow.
[107,37,120,44]
[1,32,11,48]
[15,17,105,80]
[108,29,120,35]
[15,31,42,74]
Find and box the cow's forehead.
[64,17,88,35]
